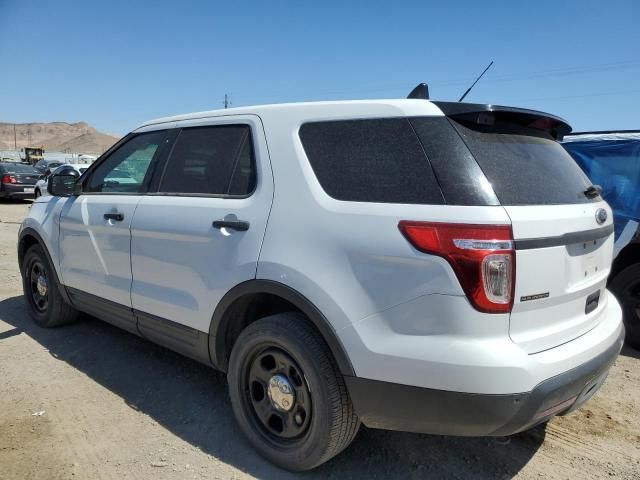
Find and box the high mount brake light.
[398,221,515,313]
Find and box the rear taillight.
[398,221,515,313]
[1,175,16,184]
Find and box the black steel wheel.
[610,262,640,350]
[228,313,359,471]
[244,347,312,441]
[22,244,78,327]
[29,259,49,313]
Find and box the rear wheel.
[22,244,79,327]
[227,313,360,471]
[609,263,640,350]
[34,189,41,199]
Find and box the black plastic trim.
[493,325,624,435]
[67,287,137,335]
[515,224,614,250]
[136,310,211,365]
[433,101,571,139]
[65,288,212,366]
[212,220,249,231]
[346,326,624,436]
[209,279,355,376]
[18,228,71,304]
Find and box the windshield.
[449,120,596,206]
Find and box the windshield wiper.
[583,185,602,199]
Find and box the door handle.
[104,212,124,222]
[212,219,250,231]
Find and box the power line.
[233,60,640,105]
[512,88,640,103]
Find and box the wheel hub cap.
[36,275,47,297]
[267,374,295,412]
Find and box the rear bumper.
[0,184,35,198]
[345,325,624,436]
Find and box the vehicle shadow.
[0,295,545,479]
[0,198,32,204]
[621,345,640,359]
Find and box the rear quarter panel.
[255,104,513,378]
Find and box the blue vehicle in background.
[563,131,640,349]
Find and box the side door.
[59,129,170,332]
[129,116,273,354]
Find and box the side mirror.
[48,173,78,196]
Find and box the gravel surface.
[0,200,638,479]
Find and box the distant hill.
[0,121,120,155]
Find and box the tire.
[34,189,40,199]
[22,244,79,327]
[609,263,640,350]
[227,313,360,471]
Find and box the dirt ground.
[0,200,638,480]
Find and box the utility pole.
[13,124,17,149]
[223,94,231,109]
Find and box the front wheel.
[227,313,360,471]
[609,263,640,350]
[22,244,79,327]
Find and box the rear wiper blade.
[583,185,602,199]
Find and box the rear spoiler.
[433,101,572,141]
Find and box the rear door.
[129,115,273,339]
[449,118,614,353]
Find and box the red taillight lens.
[398,221,515,313]
[1,175,16,184]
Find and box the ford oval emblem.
[596,208,607,225]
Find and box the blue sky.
[0,0,638,135]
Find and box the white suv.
[18,97,624,471]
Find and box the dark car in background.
[34,159,66,174]
[563,131,640,349]
[0,162,42,200]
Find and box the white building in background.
[0,150,22,162]
[68,153,97,164]
[43,151,97,165]
[0,149,98,165]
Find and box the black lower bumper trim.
[345,327,624,436]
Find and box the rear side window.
[450,120,595,205]
[159,125,255,196]
[1,163,39,174]
[299,118,444,204]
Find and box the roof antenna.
[407,83,429,100]
[458,61,494,102]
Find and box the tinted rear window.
[299,118,444,204]
[1,163,39,174]
[450,120,596,205]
